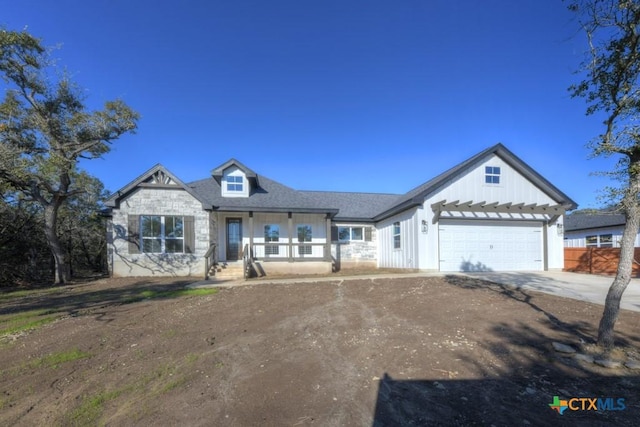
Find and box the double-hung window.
[141,215,184,253]
[393,222,401,249]
[297,225,312,255]
[226,175,243,192]
[264,224,280,255]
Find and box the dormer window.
[227,175,243,192]
[485,166,500,184]
[221,166,250,197]
[213,160,256,198]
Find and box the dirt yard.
[1,274,639,426]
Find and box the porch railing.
[204,243,217,279]
[250,242,330,261]
[242,243,253,279]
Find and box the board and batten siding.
[218,212,328,260]
[377,208,420,269]
[109,187,210,277]
[422,153,566,270]
[427,154,558,213]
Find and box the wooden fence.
[564,247,640,276]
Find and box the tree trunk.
[597,193,640,350]
[43,203,71,284]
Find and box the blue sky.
[2,0,618,209]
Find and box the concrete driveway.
[463,271,640,313]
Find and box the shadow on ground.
[0,278,193,320]
[372,275,640,426]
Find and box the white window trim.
[338,226,364,242]
[141,215,185,254]
[586,233,614,248]
[221,168,249,198]
[264,224,280,255]
[393,222,401,250]
[485,166,501,185]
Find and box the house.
[564,213,640,247]
[104,143,577,278]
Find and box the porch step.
[211,262,245,280]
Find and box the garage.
[438,219,543,272]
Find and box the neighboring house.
[104,143,577,278]
[564,213,640,247]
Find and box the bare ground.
[1,274,639,426]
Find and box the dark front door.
[226,218,242,260]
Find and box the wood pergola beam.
[431,199,566,220]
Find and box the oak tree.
[0,29,138,284]
[569,0,640,350]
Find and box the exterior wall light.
[422,220,428,234]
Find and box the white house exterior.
[564,213,640,248]
[104,144,577,278]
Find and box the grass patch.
[29,348,91,369]
[66,362,190,425]
[184,353,200,364]
[0,309,61,338]
[68,389,123,426]
[0,287,60,302]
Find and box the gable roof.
[105,164,208,209]
[565,213,626,232]
[373,143,578,221]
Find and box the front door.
[226,218,243,260]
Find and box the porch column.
[325,214,332,262]
[543,220,549,271]
[288,212,293,263]
[249,211,254,258]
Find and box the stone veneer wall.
[331,224,377,270]
[108,187,211,277]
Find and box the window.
[338,226,364,242]
[264,224,280,255]
[393,222,401,249]
[141,215,184,253]
[485,166,501,184]
[297,224,312,255]
[226,175,243,192]
[586,234,613,248]
[600,234,613,248]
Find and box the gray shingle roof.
[188,174,337,214]
[299,191,402,221]
[564,214,626,231]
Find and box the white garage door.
[438,220,543,272]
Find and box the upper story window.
[226,175,243,192]
[222,166,249,197]
[485,166,501,184]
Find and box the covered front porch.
[204,210,336,279]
